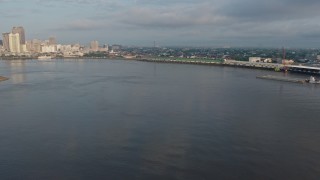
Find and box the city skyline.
[1,0,320,48]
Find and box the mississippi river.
[0,59,319,179]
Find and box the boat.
[38,55,52,60]
[305,76,320,84]
[256,75,305,83]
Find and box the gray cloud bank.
[3,0,320,47]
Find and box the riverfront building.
[49,37,56,45]
[249,57,261,63]
[9,33,21,53]
[90,41,99,52]
[41,45,57,53]
[1,27,27,54]
[12,27,25,45]
[2,33,10,51]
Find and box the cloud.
[0,12,23,18]
[0,7,41,19]
[53,19,107,31]
[3,0,320,47]
[118,4,229,29]
[35,0,123,7]
[219,0,320,22]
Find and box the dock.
[256,75,305,83]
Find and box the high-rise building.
[9,33,21,53]
[49,37,56,45]
[100,44,109,52]
[12,26,25,45]
[2,33,10,51]
[28,39,42,53]
[90,40,99,51]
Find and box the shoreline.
[0,76,9,82]
[1,57,320,76]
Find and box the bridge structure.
[285,65,320,75]
[223,60,282,70]
[139,58,320,75]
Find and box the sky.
[1,0,320,47]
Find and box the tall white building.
[12,26,25,44]
[9,33,21,53]
[49,37,56,45]
[90,41,99,52]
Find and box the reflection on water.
[0,59,320,180]
[4,60,27,84]
[11,73,26,84]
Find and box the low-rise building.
[263,58,272,63]
[249,57,261,63]
[41,45,57,53]
[282,59,295,65]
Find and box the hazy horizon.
[1,0,320,48]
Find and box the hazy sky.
[1,0,320,47]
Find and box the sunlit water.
[0,59,319,179]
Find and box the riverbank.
[2,57,319,75]
[0,76,9,82]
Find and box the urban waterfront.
[0,59,320,179]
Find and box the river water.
[0,59,319,179]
